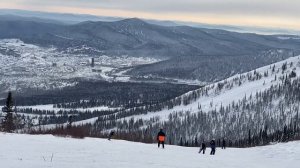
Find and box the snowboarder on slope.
[157,128,166,148]
[108,130,115,141]
[199,142,206,154]
[210,139,216,155]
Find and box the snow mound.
[0,133,299,168]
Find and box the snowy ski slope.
[0,133,299,168]
[133,55,300,121]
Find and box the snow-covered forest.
[4,55,299,147]
[89,56,300,146]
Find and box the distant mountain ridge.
[1,8,300,34]
[1,17,300,57]
[1,15,300,81]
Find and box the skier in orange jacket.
[157,129,166,148]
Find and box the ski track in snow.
[0,133,299,168]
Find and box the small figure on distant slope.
[67,115,73,129]
[157,128,166,149]
[108,130,115,141]
[222,139,226,149]
[199,141,206,154]
[210,139,216,155]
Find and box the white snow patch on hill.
[0,133,299,168]
[133,55,300,121]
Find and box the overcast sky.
[0,0,299,30]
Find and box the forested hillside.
[13,56,300,147]
[89,56,300,146]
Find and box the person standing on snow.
[108,130,115,141]
[222,139,226,149]
[210,139,216,155]
[198,142,206,154]
[157,129,166,149]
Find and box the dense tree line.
[2,80,199,109]
[17,108,119,125]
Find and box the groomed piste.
[0,133,299,168]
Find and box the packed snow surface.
[0,133,299,168]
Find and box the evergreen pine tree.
[2,92,15,132]
[248,129,251,146]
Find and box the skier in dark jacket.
[157,129,166,148]
[222,139,226,149]
[108,130,115,141]
[67,115,73,129]
[198,142,206,154]
[210,139,216,155]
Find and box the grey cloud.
[4,0,300,18]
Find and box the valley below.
[0,16,300,148]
